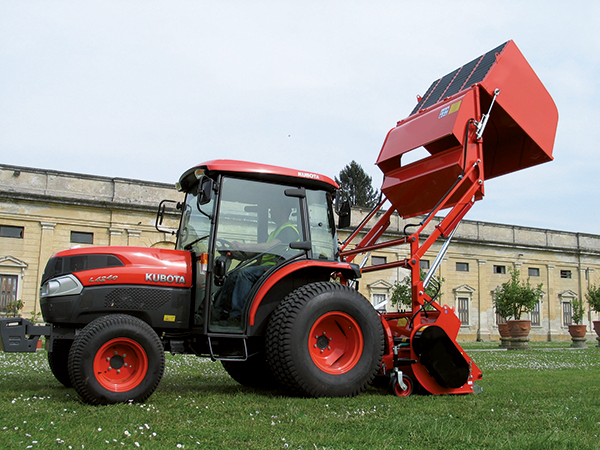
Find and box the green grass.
[1,343,599,449]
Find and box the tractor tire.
[266,281,384,398]
[47,339,73,388]
[68,314,165,405]
[221,352,279,389]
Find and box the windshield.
[176,188,214,252]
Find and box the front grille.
[104,288,170,310]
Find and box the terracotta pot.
[594,321,600,348]
[568,324,587,339]
[498,323,510,338]
[507,319,531,338]
[593,321,600,337]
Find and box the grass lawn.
[1,342,599,449]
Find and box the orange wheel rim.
[308,311,363,374]
[93,338,148,392]
[394,377,412,397]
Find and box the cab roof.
[178,159,338,193]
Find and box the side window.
[0,275,18,311]
[457,297,469,325]
[562,301,572,326]
[456,262,469,272]
[1,226,24,238]
[306,190,337,261]
[71,231,93,244]
[531,302,541,326]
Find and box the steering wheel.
[216,238,248,261]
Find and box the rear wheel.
[222,352,279,388]
[266,282,383,397]
[47,339,73,387]
[68,314,165,405]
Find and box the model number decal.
[89,275,118,283]
[145,273,187,284]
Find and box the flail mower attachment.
[341,40,558,396]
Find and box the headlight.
[40,274,83,298]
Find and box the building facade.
[1,163,599,341]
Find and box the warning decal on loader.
[438,100,462,119]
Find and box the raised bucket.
[376,40,559,218]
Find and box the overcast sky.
[1,1,598,234]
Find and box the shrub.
[492,268,543,320]
[390,269,444,310]
[585,284,600,313]
[3,299,24,318]
[571,297,585,325]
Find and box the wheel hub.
[308,311,364,374]
[316,334,330,350]
[93,338,148,392]
[109,354,125,370]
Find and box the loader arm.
[340,40,558,395]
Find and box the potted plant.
[492,268,543,349]
[568,297,587,347]
[2,299,24,318]
[585,284,600,347]
[492,284,512,348]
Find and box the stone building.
[1,163,599,342]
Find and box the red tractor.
[0,40,557,404]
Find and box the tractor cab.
[160,160,344,335]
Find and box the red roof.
[180,159,338,192]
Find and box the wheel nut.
[106,357,110,362]
[122,354,127,358]
[108,367,112,371]
[117,370,121,374]
[114,351,118,355]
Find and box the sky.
[1,1,599,234]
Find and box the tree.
[390,269,444,310]
[585,284,600,313]
[492,268,544,320]
[335,160,379,209]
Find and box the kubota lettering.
[145,273,186,284]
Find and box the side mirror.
[197,176,214,206]
[337,200,351,229]
[155,199,180,234]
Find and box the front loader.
[0,40,557,403]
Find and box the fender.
[248,260,360,326]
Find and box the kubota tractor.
[0,40,557,404]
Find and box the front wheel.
[48,339,73,387]
[266,282,384,397]
[68,314,165,405]
[389,372,414,397]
